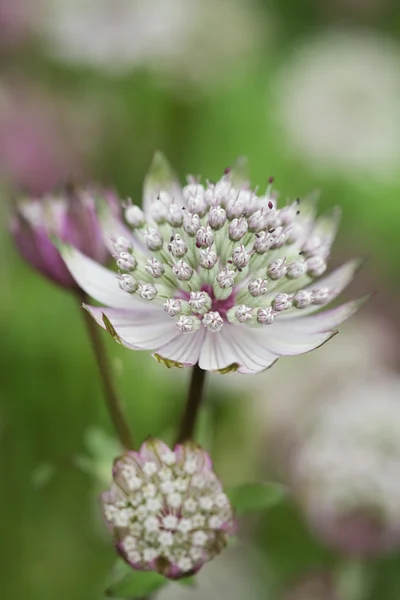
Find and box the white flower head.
[275,29,400,179]
[102,439,235,579]
[292,376,400,555]
[40,0,263,85]
[61,153,365,374]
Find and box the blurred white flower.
[275,30,400,180]
[291,374,400,555]
[40,0,263,84]
[252,316,397,449]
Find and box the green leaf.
[105,566,167,598]
[178,575,196,587]
[227,482,287,516]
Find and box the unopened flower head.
[11,185,123,289]
[61,153,364,374]
[102,438,235,579]
[292,376,400,555]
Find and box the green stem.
[176,364,207,443]
[78,293,134,450]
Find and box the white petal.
[143,152,183,219]
[311,205,341,248]
[255,323,336,356]
[280,258,363,319]
[199,325,278,374]
[60,245,141,308]
[155,329,205,366]
[272,297,368,335]
[85,305,178,350]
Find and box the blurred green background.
[1,0,400,598]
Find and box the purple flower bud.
[11,186,122,289]
[102,439,236,579]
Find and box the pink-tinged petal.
[281,258,364,319]
[256,324,337,356]
[143,152,183,218]
[155,329,205,367]
[273,296,368,335]
[12,213,76,288]
[199,325,278,374]
[59,244,139,308]
[84,305,178,350]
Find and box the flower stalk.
[176,365,207,443]
[79,291,134,450]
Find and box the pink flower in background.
[102,438,235,579]
[11,186,123,289]
[0,0,33,49]
[0,84,94,195]
[61,153,364,374]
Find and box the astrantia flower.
[102,438,235,579]
[11,186,124,289]
[275,30,400,179]
[60,153,363,374]
[292,376,400,555]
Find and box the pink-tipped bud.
[11,186,122,289]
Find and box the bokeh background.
[2,1,400,598]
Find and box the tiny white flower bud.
[216,267,236,289]
[199,248,218,269]
[167,203,183,227]
[144,228,163,251]
[145,258,165,278]
[138,283,158,300]
[229,217,248,241]
[267,258,287,280]
[307,255,327,277]
[272,293,292,311]
[163,298,182,317]
[248,278,268,297]
[248,209,268,232]
[253,231,272,254]
[235,305,253,323]
[183,212,201,235]
[189,291,212,313]
[173,260,193,281]
[270,226,288,248]
[177,315,200,334]
[168,234,187,257]
[208,205,226,229]
[279,204,298,225]
[118,274,138,293]
[202,311,224,332]
[187,194,208,217]
[232,245,251,268]
[125,204,145,228]
[150,199,169,223]
[113,236,132,254]
[196,226,214,248]
[257,307,276,324]
[226,196,245,219]
[266,209,282,229]
[117,251,137,271]
[293,289,313,308]
[312,287,330,305]
[287,259,307,279]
